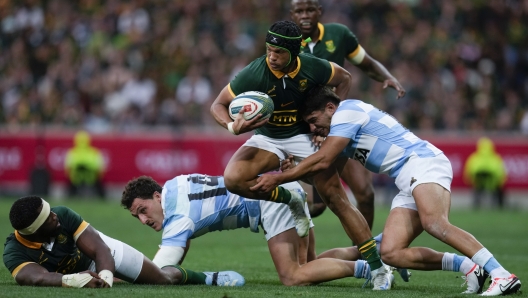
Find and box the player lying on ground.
[121,175,410,287]
[3,196,244,288]
[251,86,521,296]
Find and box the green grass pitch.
[0,198,526,298]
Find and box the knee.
[354,184,375,205]
[309,203,327,218]
[223,170,241,192]
[280,276,300,286]
[277,270,304,286]
[379,248,398,267]
[420,216,450,239]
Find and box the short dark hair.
[9,196,43,230]
[121,176,162,209]
[299,86,341,117]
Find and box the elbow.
[315,160,333,172]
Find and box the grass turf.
[0,198,526,297]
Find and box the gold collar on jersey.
[266,57,301,79]
[301,23,325,48]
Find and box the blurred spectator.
[463,137,507,209]
[64,130,106,198]
[521,111,528,135]
[29,144,51,196]
[175,64,212,125]
[0,1,526,132]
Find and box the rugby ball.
[228,91,274,121]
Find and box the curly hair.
[266,20,302,65]
[299,85,341,117]
[121,176,162,210]
[9,196,43,230]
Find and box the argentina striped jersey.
[328,100,443,177]
[160,174,259,247]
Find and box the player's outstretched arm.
[76,225,115,286]
[252,136,349,193]
[353,53,406,99]
[326,63,352,100]
[15,263,105,288]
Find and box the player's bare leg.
[380,182,485,270]
[311,164,372,248]
[223,146,280,199]
[317,246,362,261]
[306,228,317,262]
[308,185,328,217]
[379,206,443,270]
[224,145,310,237]
[268,228,362,286]
[134,256,186,284]
[340,159,375,229]
[311,161,392,290]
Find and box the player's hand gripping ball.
[228,91,274,121]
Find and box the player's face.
[37,211,62,237]
[290,0,321,36]
[129,193,164,232]
[266,44,291,71]
[304,106,333,137]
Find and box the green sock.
[165,265,207,285]
[267,186,291,204]
[358,238,383,271]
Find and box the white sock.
[459,258,475,275]
[441,252,455,271]
[471,248,492,268]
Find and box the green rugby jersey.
[229,53,334,139]
[3,206,92,278]
[301,23,361,67]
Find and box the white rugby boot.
[288,189,310,238]
[481,274,521,296]
[461,264,488,294]
[371,264,394,290]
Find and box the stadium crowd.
[1,0,527,133]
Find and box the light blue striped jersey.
[328,100,443,177]
[160,174,261,247]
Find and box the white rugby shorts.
[243,134,317,164]
[88,231,144,282]
[391,154,453,211]
[258,181,314,241]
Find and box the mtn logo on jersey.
[325,40,336,53]
[269,110,298,126]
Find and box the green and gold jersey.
[3,206,92,278]
[229,53,334,139]
[301,23,361,67]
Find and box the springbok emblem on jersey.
[325,40,336,53]
[299,79,308,92]
[57,234,67,244]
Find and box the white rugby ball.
[228,91,274,121]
